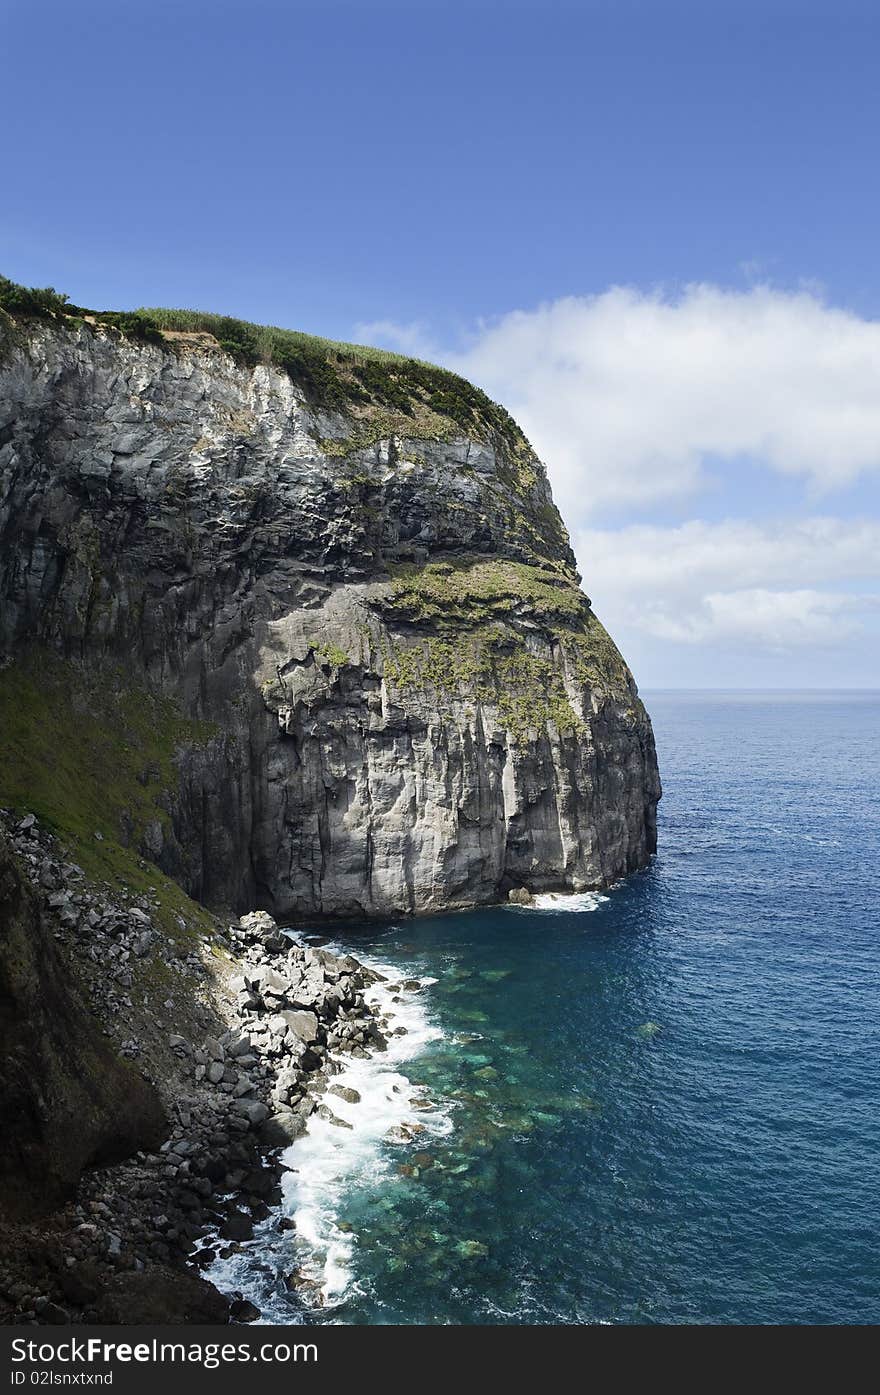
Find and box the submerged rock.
[455,1239,489,1259]
[317,1104,353,1130]
[328,1084,361,1104]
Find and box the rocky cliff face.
[0,826,167,1219]
[0,312,660,919]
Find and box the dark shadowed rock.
[94,1267,230,1324]
[231,1099,268,1127]
[242,1166,275,1199]
[0,832,167,1220]
[219,1212,254,1242]
[259,1110,307,1147]
[59,1264,101,1306]
[230,1298,261,1323]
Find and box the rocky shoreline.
[0,812,390,1325]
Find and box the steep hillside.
[0,827,167,1219]
[0,277,660,919]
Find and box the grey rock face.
[0,321,660,918]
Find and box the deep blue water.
[227,691,880,1324]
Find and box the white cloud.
[577,517,880,596]
[432,284,880,519]
[354,292,880,681]
[649,589,869,649]
[575,517,880,652]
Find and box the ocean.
[211,691,880,1325]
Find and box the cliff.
[0,826,167,1219]
[0,285,660,920]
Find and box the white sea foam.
[208,938,450,1319]
[530,890,609,912]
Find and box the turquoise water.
[228,691,880,1324]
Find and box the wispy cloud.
[576,518,880,652]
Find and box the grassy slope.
[0,655,218,942]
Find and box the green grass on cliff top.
[0,271,571,568]
[0,272,528,447]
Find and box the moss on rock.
[382,556,585,624]
[372,558,634,743]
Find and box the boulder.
[328,1084,361,1105]
[249,965,289,997]
[238,911,278,940]
[242,1166,275,1198]
[220,1211,254,1242]
[508,886,533,905]
[259,1110,307,1147]
[230,1298,261,1323]
[231,1099,269,1128]
[279,1009,319,1043]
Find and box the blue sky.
[4,0,879,686]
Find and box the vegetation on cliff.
[371,557,634,742]
[0,828,167,1219]
[0,655,217,941]
[0,271,527,451]
[0,271,574,566]
[0,271,578,578]
[385,557,587,622]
